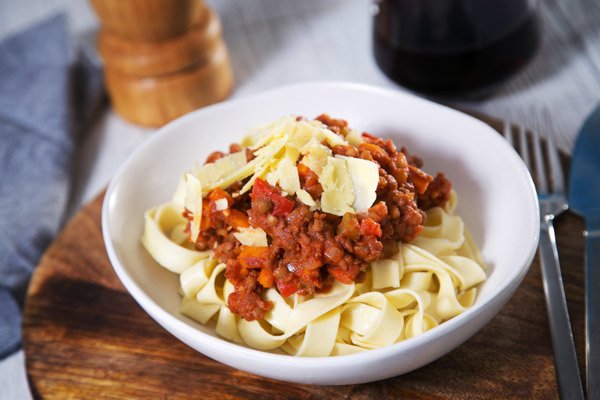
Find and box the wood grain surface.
[23,124,586,399]
[90,0,205,42]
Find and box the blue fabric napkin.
[0,14,104,358]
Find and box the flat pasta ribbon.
[141,189,487,356]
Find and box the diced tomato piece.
[252,178,294,216]
[251,178,271,198]
[270,195,294,216]
[258,268,274,288]
[200,201,212,231]
[276,279,300,297]
[238,246,271,269]
[360,218,382,237]
[226,209,250,229]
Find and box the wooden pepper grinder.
[91,0,234,127]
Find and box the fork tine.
[517,124,532,172]
[545,132,565,193]
[503,121,513,146]
[532,128,548,194]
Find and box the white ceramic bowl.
[102,82,539,385]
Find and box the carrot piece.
[297,163,310,178]
[258,268,274,288]
[226,209,250,229]
[238,246,271,269]
[208,188,233,205]
[408,164,433,195]
[200,202,211,231]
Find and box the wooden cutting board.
[23,122,586,399]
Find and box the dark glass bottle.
[373,0,540,96]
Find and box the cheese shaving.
[189,116,379,217]
[266,157,301,195]
[345,128,363,146]
[195,151,247,189]
[300,140,331,175]
[319,157,355,216]
[234,227,269,247]
[184,173,203,242]
[296,189,316,207]
[335,155,379,212]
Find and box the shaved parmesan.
[300,141,331,175]
[250,118,293,150]
[309,120,346,147]
[238,136,289,195]
[296,189,316,207]
[319,157,355,216]
[184,173,203,242]
[190,117,365,218]
[321,191,353,216]
[288,121,316,150]
[267,158,301,195]
[336,156,379,212]
[196,151,247,188]
[241,117,292,148]
[234,227,269,247]
[345,128,363,146]
[285,146,300,163]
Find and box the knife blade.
[569,103,600,399]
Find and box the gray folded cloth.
[0,13,104,358]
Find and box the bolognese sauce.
[185,114,452,321]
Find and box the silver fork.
[503,122,584,400]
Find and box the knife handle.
[585,225,600,400]
[539,219,585,400]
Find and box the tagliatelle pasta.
[141,115,487,356]
[143,184,487,356]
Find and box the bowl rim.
[102,80,540,366]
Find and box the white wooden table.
[1,0,599,398]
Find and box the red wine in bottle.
[373,0,540,95]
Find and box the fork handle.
[585,223,600,400]
[539,218,585,400]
